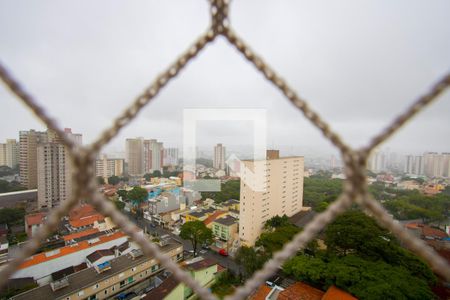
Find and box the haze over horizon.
[1,0,450,157]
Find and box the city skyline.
[1,1,450,156]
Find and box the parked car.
[219,249,228,256]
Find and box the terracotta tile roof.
[405,223,448,239]
[249,285,272,300]
[143,275,180,299]
[69,214,104,228]
[63,228,99,241]
[322,286,358,300]
[278,282,324,300]
[18,231,126,269]
[69,204,98,220]
[422,226,448,239]
[185,258,217,271]
[25,212,46,226]
[86,249,114,263]
[204,211,227,225]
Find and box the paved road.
[125,212,240,274]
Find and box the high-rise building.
[126,138,144,176]
[368,151,386,173]
[213,143,226,170]
[163,148,179,166]
[143,139,163,174]
[239,151,304,246]
[0,143,5,166]
[19,130,48,189]
[0,139,19,168]
[126,138,164,176]
[404,155,424,175]
[95,154,124,180]
[37,128,82,209]
[422,152,450,178]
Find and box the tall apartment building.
[19,130,48,189]
[423,152,450,178]
[213,143,226,170]
[405,155,424,175]
[126,138,163,176]
[163,147,179,166]
[95,154,124,180]
[0,143,5,166]
[37,128,82,209]
[239,151,304,246]
[143,139,163,174]
[126,138,144,176]
[0,139,19,168]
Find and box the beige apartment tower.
[37,128,82,209]
[19,130,48,189]
[95,154,125,180]
[214,143,226,170]
[239,151,304,246]
[126,138,144,176]
[0,139,19,168]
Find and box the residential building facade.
[239,151,304,246]
[19,129,47,189]
[0,139,19,168]
[213,143,226,170]
[37,128,82,209]
[95,154,124,180]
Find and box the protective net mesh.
[1,1,449,299]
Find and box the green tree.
[0,180,26,193]
[202,180,240,203]
[143,173,152,181]
[117,189,128,201]
[264,215,290,229]
[127,186,148,204]
[235,246,266,279]
[180,221,213,257]
[256,224,300,254]
[96,176,105,185]
[0,208,25,227]
[324,211,394,257]
[108,176,120,185]
[112,199,125,210]
[283,255,435,300]
[152,170,162,177]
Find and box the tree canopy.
[0,208,25,227]
[235,246,266,279]
[108,176,120,185]
[127,186,148,203]
[282,210,437,300]
[202,180,240,203]
[0,180,26,193]
[180,221,213,257]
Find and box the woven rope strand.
[226,193,354,300]
[89,31,216,154]
[0,63,77,152]
[0,1,449,299]
[0,169,84,290]
[364,73,450,153]
[223,29,352,157]
[89,191,217,300]
[360,194,450,281]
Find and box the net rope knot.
[210,0,230,35]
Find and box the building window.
[105,290,108,295]
[94,283,99,289]
[131,267,136,272]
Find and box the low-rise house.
[203,211,228,228]
[12,231,130,285]
[212,216,238,242]
[12,243,184,300]
[25,212,46,237]
[405,223,449,241]
[143,257,223,300]
[250,282,357,300]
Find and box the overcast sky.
[1,0,449,158]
